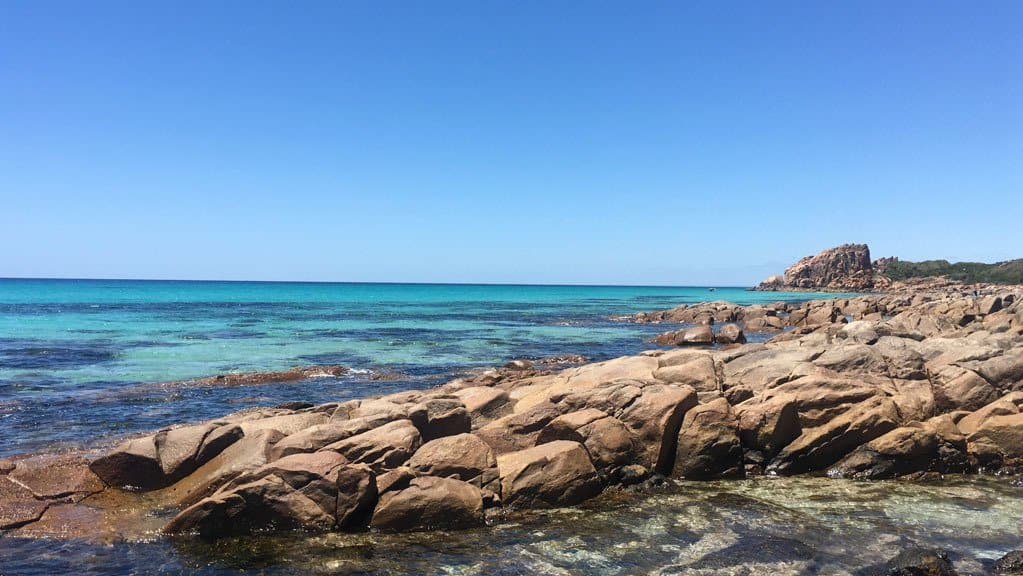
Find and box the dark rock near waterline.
[994,550,1023,574]
[876,548,957,576]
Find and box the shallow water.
[2,476,1019,575]
[0,279,841,456]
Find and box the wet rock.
[673,398,744,479]
[8,454,105,502]
[322,419,422,473]
[0,477,49,529]
[371,476,484,532]
[994,550,1023,574]
[407,433,499,491]
[496,440,601,508]
[829,420,968,479]
[879,548,957,576]
[89,435,165,490]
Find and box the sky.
[1,1,1021,285]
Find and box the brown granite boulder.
[715,324,746,344]
[89,422,244,491]
[371,476,484,532]
[673,398,744,479]
[536,409,637,477]
[164,452,355,537]
[476,402,564,455]
[321,419,422,473]
[617,384,699,474]
[496,441,601,508]
[829,418,968,479]
[768,397,901,475]
[966,413,1023,469]
[407,433,499,491]
[407,397,471,441]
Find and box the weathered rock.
[652,354,718,391]
[8,455,105,502]
[966,413,1023,468]
[162,429,285,507]
[270,419,382,460]
[715,324,746,344]
[537,409,637,475]
[238,411,329,437]
[407,433,498,491]
[654,325,715,346]
[371,476,484,532]
[736,399,801,457]
[496,441,601,508]
[89,436,163,491]
[673,398,743,479]
[335,464,378,530]
[476,402,563,455]
[451,386,511,425]
[829,419,968,479]
[879,548,957,576]
[994,550,1023,574]
[756,243,875,291]
[769,397,901,475]
[407,398,471,441]
[0,476,50,529]
[165,452,353,537]
[322,419,422,473]
[618,384,699,474]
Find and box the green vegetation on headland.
[879,258,1023,284]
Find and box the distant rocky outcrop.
[756,243,880,292]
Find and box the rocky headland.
[753,243,1023,293]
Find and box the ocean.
[0,279,830,457]
[1,279,1018,575]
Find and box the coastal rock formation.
[3,282,1023,544]
[757,243,877,291]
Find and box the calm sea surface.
[1,279,1019,575]
[0,279,835,456]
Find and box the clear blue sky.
[2,1,1021,285]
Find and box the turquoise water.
[0,279,837,456]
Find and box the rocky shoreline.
[2,280,1023,572]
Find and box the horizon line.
[0,275,756,290]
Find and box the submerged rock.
[878,548,958,576]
